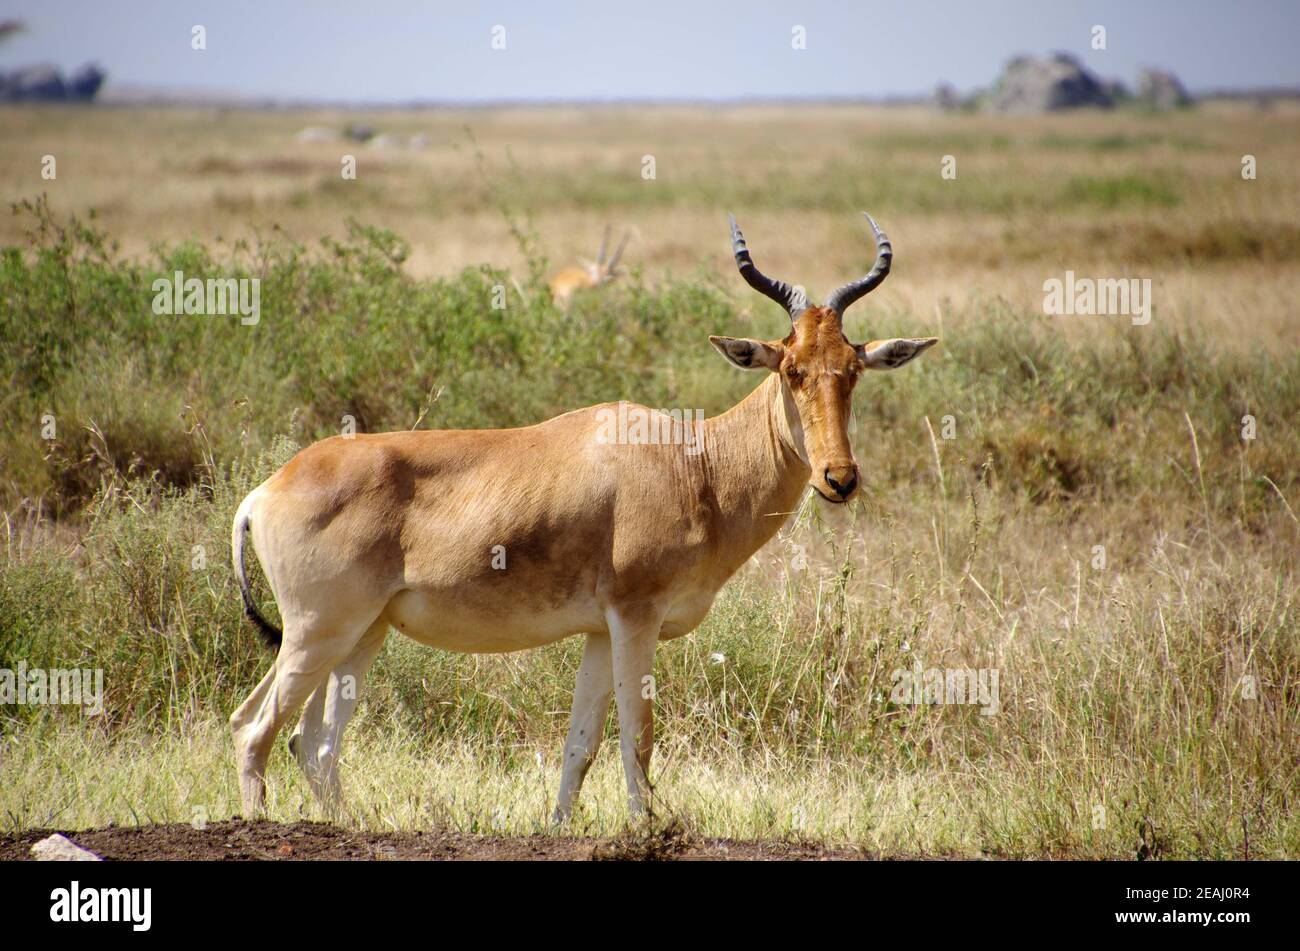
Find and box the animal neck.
[698,374,811,567]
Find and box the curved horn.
[607,231,630,271]
[729,214,808,320]
[824,213,892,316]
[596,225,611,266]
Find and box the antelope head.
[579,225,631,285]
[711,214,938,504]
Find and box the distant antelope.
[230,212,937,820]
[548,226,630,305]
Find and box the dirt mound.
[0,820,870,861]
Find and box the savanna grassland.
[0,103,1297,858]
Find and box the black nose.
[825,470,857,498]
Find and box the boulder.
[1137,68,1192,110]
[67,63,106,100]
[1,63,66,101]
[31,833,103,861]
[0,61,107,102]
[933,82,961,111]
[988,53,1114,113]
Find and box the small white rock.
[31,833,102,861]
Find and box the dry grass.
[0,102,1297,857]
[3,103,1298,346]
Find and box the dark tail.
[232,496,282,649]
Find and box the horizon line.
[81,83,1300,111]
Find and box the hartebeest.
[548,225,630,305]
[230,213,936,819]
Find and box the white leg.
[288,682,328,774]
[607,604,665,816]
[554,632,613,822]
[312,619,388,810]
[230,615,378,815]
[230,663,279,813]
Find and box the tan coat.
[230,225,936,821]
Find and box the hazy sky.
[4,0,1299,103]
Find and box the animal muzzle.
[816,463,860,503]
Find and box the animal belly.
[382,587,604,654]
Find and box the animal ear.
[856,337,939,371]
[709,336,784,372]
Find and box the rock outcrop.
[988,53,1114,113]
[1137,68,1192,110]
[0,62,105,102]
